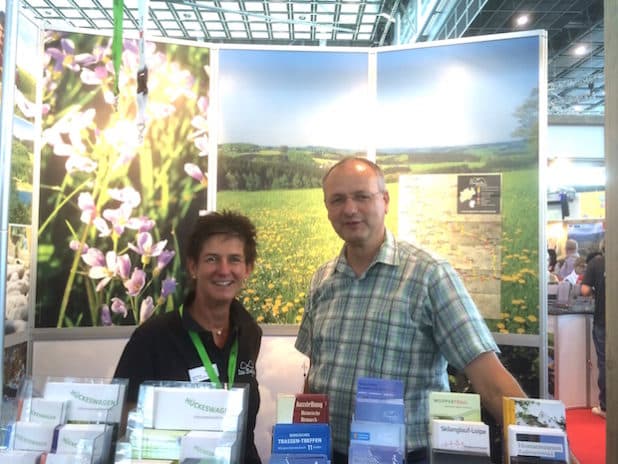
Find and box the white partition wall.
[548,123,604,158]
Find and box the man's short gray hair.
[322,156,386,191]
[565,239,578,253]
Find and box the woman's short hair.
[185,210,257,266]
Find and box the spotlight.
[515,15,529,27]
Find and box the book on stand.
[428,391,490,463]
[507,424,568,463]
[428,391,481,422]
[271,393,331,463]
[276,393,329,424]
[271,422,331,456]
[502,397,568,464]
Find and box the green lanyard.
[180,305,238,389]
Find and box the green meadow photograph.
[216,36,542,339]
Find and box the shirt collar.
[334,229,399,275]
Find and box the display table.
[548,299,599,408]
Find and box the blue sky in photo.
[377,35,540,149]
[17,10,40,76]
[218,49,370,149]
[218,34,541,150]
[13,116,35,141]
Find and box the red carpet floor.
[566,407,606,463]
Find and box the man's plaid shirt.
[295,230,498,453]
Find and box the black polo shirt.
[114,298,262,463]
[582,254,605,328]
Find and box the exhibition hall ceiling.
[460,0,604,116]
[19,0,605,116]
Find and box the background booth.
[545,121,605,415]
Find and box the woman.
[115,210,262,463]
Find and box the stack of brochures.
[428,391,491,463]
[270,393,331,464]
[0,376,127,464]
[126,381,249,463]
[348,377,405,464]
[503,397,569,464]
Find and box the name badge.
[188,364,219,383]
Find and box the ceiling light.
[573,45,587,55]
[515,15,529,27]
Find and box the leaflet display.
[126,381,249,463]
[0,376,127,464]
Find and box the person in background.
[547,248,560,283]
[586,249,603,264]
[557,238,580,280]
[548,248,558,273]
[295,157,548,464]
[573,257,587,284]
[581,241,606,419]
[563,256,588,299]
[114,210,262,463]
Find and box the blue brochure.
[272,423,331,457]
[356,377,404,400]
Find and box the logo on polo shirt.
[238,360,256,376]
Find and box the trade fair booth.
[0,1,605,462]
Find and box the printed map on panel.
[398,174,502,319]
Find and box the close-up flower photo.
[36,31,210,327]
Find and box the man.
[557,239,580,280]
[581,242,606,419]
[295,157,554,464]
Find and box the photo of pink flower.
[36,31,210,327]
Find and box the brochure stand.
[427,391,491,463]
[502,397,569,464]
[429,419,492,463]
[348,377,406,464]
[121,380,249,464]
[0,376,127,464]
[269,392,331,463]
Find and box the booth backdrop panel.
[35,31,210,328]
[6,14,37,334]
[3,10,40,402]
[217,48,370,324]
[4,10,38,332]
[9,5,38,229]
[376,35,541,336]
[34,35,542,332]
